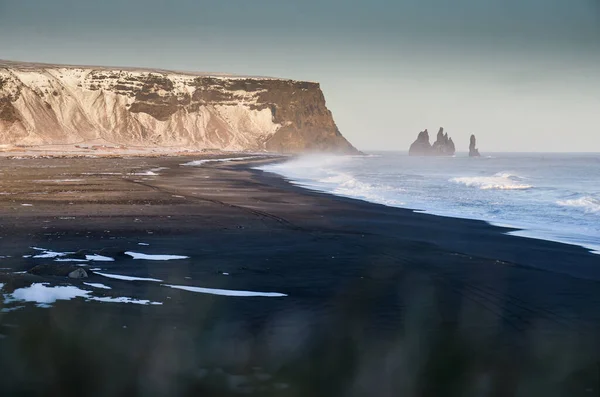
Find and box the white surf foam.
[130,167,168,176]
[34,179,84,183]
[321,172,406,206]
[451,172,532,190]
[556,196,600,214]
[164,284,287,297]
[258,154,405,206]
[125,251,189,261]
[182,156,260,167]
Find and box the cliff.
[408,127,455,156]
[0,60,357,153]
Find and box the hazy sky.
[1,0,599,152]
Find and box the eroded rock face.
[408,129,433,155]
[431,127,455,156]
[0,60,357,153]
[409,127,455,156]
[469,134,481,157]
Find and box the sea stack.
[408,127,455,156]
[431,127,455,156]
[469,134,481,157]
[408,129,432,156]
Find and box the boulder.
[68,268,88,279]
[28,264,84,277]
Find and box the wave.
[556,196,600,214]
[182,156,264,167]
[451,172,532,190]
[319,172,405,206]
[258,154,405,206]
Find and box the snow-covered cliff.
[0,60,357,153]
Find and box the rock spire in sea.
[408,127,455,156]
[469,134,481,157]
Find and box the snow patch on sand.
[164,284,287,297]
[125,252,189,261]
[85,254,115,262]
[89,296,162,305]
[31,247,73,259]
[54,258,88,262]
[83,282,111,290]
[3,282,162,307]
[5,283,89,305]
[93,271,163,282]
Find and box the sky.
[0,0,599,152]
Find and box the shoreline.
[243,159,600,281]
[256,153,600,258]
[0,154,599,395]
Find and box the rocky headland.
[0,60,357,154]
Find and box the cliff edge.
[0,60,357,153]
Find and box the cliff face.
[0,60,357,153]
[408,127,455,156]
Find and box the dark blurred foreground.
[0,156,599,396]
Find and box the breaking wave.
[557,196,600,214]
[257,154,600,256]
[319,172,405,206]
[258,154,405,206]
[451,172,532,190]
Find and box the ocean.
[258,152,600,254]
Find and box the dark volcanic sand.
[0,156,599,397]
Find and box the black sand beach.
[0,155,599,396]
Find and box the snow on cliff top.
[0,59,318,84]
